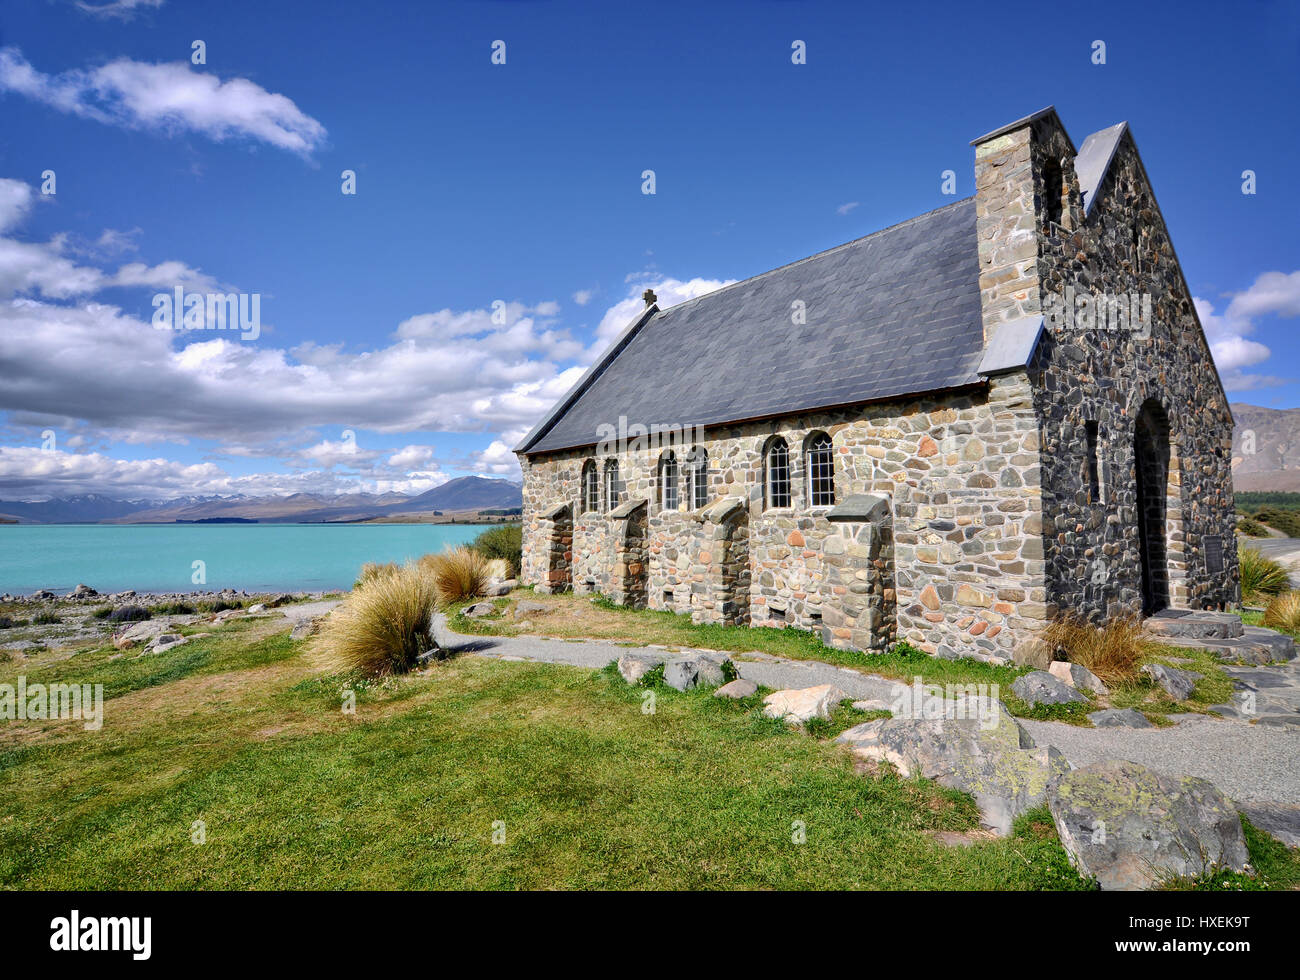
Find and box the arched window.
[659,450,678,511]
[581,460,598,514]
[764,437,791,509]
[806,432,835,507]
[1042,157,1064,228]
[685,446,708,510]
[604,459,621,512]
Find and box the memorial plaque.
[1205,535,1224,574]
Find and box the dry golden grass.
[1040,613,1145,685]
[315,561,439,675]
[1263,591,1300,632]
[356,561,399,587]
[419,546,491,603]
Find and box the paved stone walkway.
[433,614,1300,812]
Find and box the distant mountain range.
[0,476,522,524]
[1232,404,1300,493]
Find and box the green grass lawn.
[2,613,1293,890]
[0,618,1097,890]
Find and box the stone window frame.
[762,435,792,511]
[804,430,836,509]
[580,459,599,514]
[603,458,621,513]
[684,445,708,510]
[658,449,679,512]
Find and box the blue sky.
[0,0,1296,500]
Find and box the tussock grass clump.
[1041,614,1144,686]
[32,612,60,625]
[1263,591,1300,633]
[420,546,491,603]
[1240,547,1290,604]
[150,601,196,616]
[469,524,522,578]
[354,561,399,590]
[316,561,440,675]
[0,615,26,629]
[107,605,151,623]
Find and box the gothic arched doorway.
[1134,400,1171,615]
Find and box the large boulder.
[112,620,170,650]
[1011,636,1053,669]
[1012,670,1090,708]
[617,651,664,685]
[1048,660,1109,695]
[1141,663,1201,701]
[1047,760,1249,890]
[66,583,98,599]
[483,579,517,597]
[837,696,1069,836]
[763,684,846,724]
[663,654,728,692]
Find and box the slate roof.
[519,197,987,455]
[1075,122,1128,216]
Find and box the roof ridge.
[658,197,975,316]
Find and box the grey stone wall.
[1021,117,1238,617]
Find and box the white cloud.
[386,444,435,469]
[1198,270,1300,391]
[0,178,34,232]
[837,201,860,216]
[75,0,165,19]
[572,289,593,306]
[592,276,733,350]
[0,47,326,158]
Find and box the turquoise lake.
[0,523,496,595]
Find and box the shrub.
[315,561,440,675]
[1237,515,1269,538]
[32,611,60,625]
[197,599,243,614]
[1255,508,1300,538]
[419,546,491,603]
[1263,592,1300,633]
[107,605,151,623]
[0,615,26,629]
[91,606,114,619]
[469,524,522,578]
[1041,614,1144,685]
[150,601,196,615]
[1240,547,1290,603]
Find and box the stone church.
[514,106,1239,666]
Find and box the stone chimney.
[971,106,1079,345]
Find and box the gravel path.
[435,614,1300,808]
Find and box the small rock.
[763,684,845,724]
[714,678,758,699]
[617,652,663,685]
[1087,708,1153,728]
[290,618,321,640]
[248,603,267,614]
[462,601,497,619]
[484,579,517,597]
[1012,670,1090,707]
[66,583,98,599]
[148,633,187,653]
[511,600,548,620]
[1141,663,1202,701]
[1048,660,1109,695]
[1047,759,1248,890]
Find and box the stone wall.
[1022,117,1238,617]
[518,380,1046,661]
